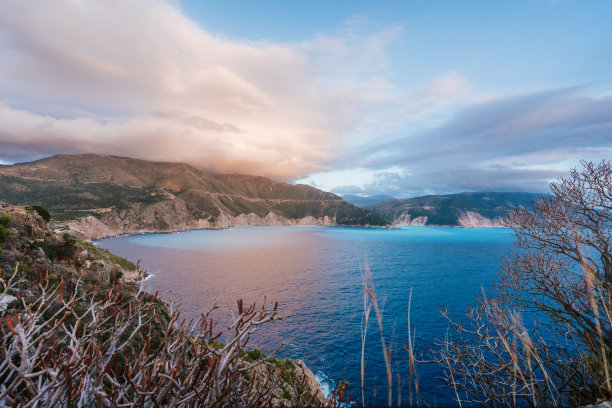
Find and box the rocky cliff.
[369,191,542,227]
[0,202,334,406]
[0,154,388,239]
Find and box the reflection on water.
[97,226,515,406]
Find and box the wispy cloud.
[0,0,395,178]
[329,86,612,197]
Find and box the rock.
[1,249,17,262]
[77,250,91,263]
[65,209,343,240]
[580,402,612,408]
[294,360,327,401]
[0,293,18,313]
[392,213,428,226]
[458,211,503,227]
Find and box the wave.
[314,370,334,399]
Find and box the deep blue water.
[96,226,517,406]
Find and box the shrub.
[0,214,10,228]
[26,205,51,222]
[54,232,77,259]
[0,214,10,243]
[245,348,262,361]
[0,267,353,407]
[29,241,57,260]
[434,160,612,406]
[78,240,137,271]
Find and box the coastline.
[56,212,395,241]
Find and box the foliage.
[78,240,137,271]
[245,348,263,362]
[0,214,10,243]
[0,214,10,228]
[26,205,51,222]
[29,240,57,260]
[52,232,78,259]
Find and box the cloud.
[0,0,395,179]
[335,86,612,197]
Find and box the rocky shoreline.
[0,202,333,406]
[58,202,392,240]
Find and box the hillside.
[0,203,332,406]
[0,154,387,238]
[368,191,542,227]
[341,194,395,208]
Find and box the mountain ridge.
[368,191,543,227]
[0,154,388,239]
[341,194,395,208]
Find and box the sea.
[96,225,518,407]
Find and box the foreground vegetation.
[0,203,351,407]
[1,160,609,407]
[424,160,612,407]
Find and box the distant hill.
[0,154,388,239]
[368,191,543,227]
[341,194,395,208]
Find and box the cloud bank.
[0,0,394,178]
[327,87,612,197]
[1,1,610,196]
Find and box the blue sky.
[182,0,611,93]
[0,0,610,197]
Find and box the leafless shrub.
[0,264,352,407]
[433,294,581,407]
[432,160,612,406]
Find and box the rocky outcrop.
[457,211,503,227]
[0,202,141,286]
[392,212,428,227]
[62,208,340,240]
[391,210,503,228]
[294,360,328,400]
[369,191,541,227]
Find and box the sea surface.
[96,226,517,406]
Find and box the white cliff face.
[457,211,503,227]
[62,209,339,240]
[389,210,504,227]
[392,212,428,227]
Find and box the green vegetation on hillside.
[0,154,388,228]
[0,214,10,243]
[369,191,543,225]
[78,240,137,271]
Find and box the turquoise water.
[96,226,517,406]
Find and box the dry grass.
[361,261,421,408]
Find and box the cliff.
[0,202,334,406]
[0,154,388,239]
[368,191,542,227]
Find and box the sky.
[0,0,611,197]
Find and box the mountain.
[368,191,543,227]
[0,154,388,239]
[341,194,395,208]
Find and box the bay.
[96,226,517,406]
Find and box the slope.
[0,154,387,238]
[368,191,542,227]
